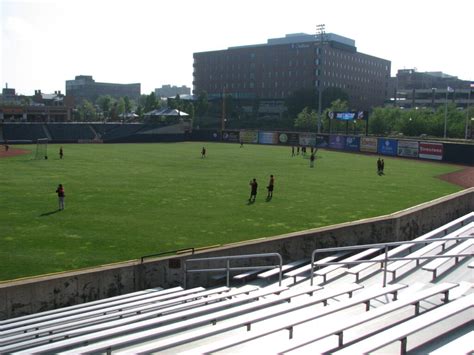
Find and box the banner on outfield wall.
[360,137,378,153]
[315,135,329,147]
[419,142,443,160]
[329,135,345,150]
[378,138,398,156]
[239,130,258,144]
[278,132,299,145]
[299,133,316,146]
[222,130,240,142]
[398,140,419,158]
[258,131,278,144]
[345,136,360,151]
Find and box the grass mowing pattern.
[0,142,463,281]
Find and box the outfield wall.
[0,188,473,320]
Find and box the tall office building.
[66,75,140,104]
[193,33,390,111]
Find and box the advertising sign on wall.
[258,131,278,144]
[378,139,398,156]
[299,133,316,146]
[419,142,443,160]
[398,140,419,158]
[345,136,360,151]
[222,130,240,142]
[329,135,345,150]
[239,130,258,144]
[278,132,299,145]
[360,137,378,153]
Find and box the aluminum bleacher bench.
[5,286,289,353]
[315,247,381,283]
[102,283,365,355]
[345,225,457,282]
[285,252,349,284]
[177,283,407,355]
[257,259,309,279]
[336,292,474,355]
[386,222,473,280]
[469,261,474,268]
[0,286,235,346]
[0,286,167,330]
[1,286,205,335]
[422,238,473,280]
[429,330,474,355]
[277,282,460,353]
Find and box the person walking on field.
[56,184,65,210]
[59,146,64,159]
[201,146,206,158]
[267,174,275,199]
[249,178,258,202]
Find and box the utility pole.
[221,87,226,136]
[316,24,326,134]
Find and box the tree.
[285,88,318,117]
[117,97,126,116]
[78,100,97,121]
[96,95,113,119]
[124,96,131,114]
[322,87,350,109]
[144,92,158,113]
[195,91,209,117]
[294,107,317,130]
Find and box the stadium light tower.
[316,24,326,134]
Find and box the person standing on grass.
[59,146,64,159]
[377,158,382,175]
[291,146,295,156]
[249,178,258,202]
[201,146,206,158]
[267,175,275,199]
[310,153,315,168]
[56,184,65,210]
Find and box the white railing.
[184,253,283,288]
[310,235,474,286]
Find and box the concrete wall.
[1,188,473,320]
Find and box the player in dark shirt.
[267,175,275,199]
[201,146,206,158]
[249,178,258,202]
[56,184,65,210]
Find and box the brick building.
[193,33,391,112]
[66,75,140,104]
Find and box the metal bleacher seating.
[1,212,472,354]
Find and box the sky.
[1,0,473,96]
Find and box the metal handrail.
[310,235,474,286]
[140,247,195,263]
[184,253,283,288]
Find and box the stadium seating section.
[0,213,472,354]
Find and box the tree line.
[73,89,473,139]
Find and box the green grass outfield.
[0,142,463,281]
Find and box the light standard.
[465,87,471,139]
[443,87,451,138]
[316,24,325,134]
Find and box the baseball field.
[0,142,464,281]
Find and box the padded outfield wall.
[0,188,472,320]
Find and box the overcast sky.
[1,0,473,96]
